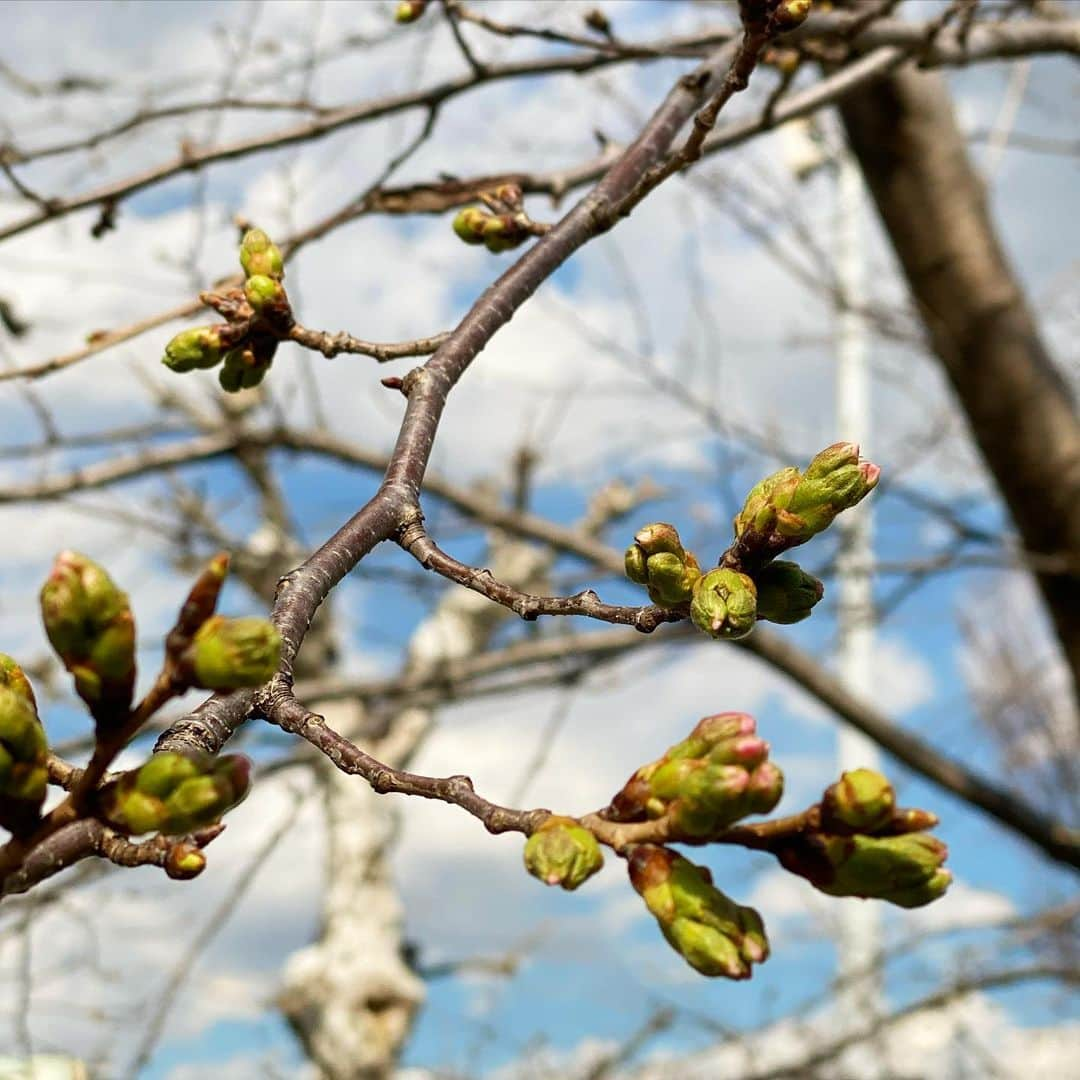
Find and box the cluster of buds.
[0,657,48,836]
[775,768,951,908]
[732,443,880,566]
[629,846,768,979]
[452,184,545,254]
[624,522,701,607]
[40,551,136,726]
[523,815,604,891]
[98,751,251,837]
[395,0,428,21]
[162,228,288,392]
[608,713,783,838]
[624,522,824,639]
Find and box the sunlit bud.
[777,831,951,909]
[624,543,648,584]
[774,0,813,33]
[753,560,824,625]
[690,568,757,639]
[165,843,208,880]
[452,207,491,246]
[178,615,281,691]
[821,768,896,833]
[523,815,603,890]
[40,551,136,721]
[395,0,428,22]
[628,846,769,979]
[624,523,701,608]
[644,551,701,607]
[0,686,48,835]
[162,326,225,373]
[132,751,202,798]
[682,713,757,759]
[243,274,287,314]
[803,441,859,480]
[172,553,230,639]
[101,752,251,836]
[239,228,284,280]
[633,522,685,558]
[0,654,36,709]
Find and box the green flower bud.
[480,214,529,254]
[690,568,757,639]
[633,522,685,558]
[165,843,208,880]
[179,615,281,691]
[133,751,202,798]
[624,543,648,584]
[753,560,824,625]
[0,654,37,709]
[821,768,896,833]
[218,343,275,393]
[523,815,603,890]
[239,228,284,280]
[101,752,251,836]
[452,208,490,246]
[395,0,428,22]
[40,551,136,721]
[777,831,951,909]
[774,0,813,32]
[0,686,48,835]
[624,523,701,608]
[628,846,768,979]
[243,274,287,313]
[162,326,225,373]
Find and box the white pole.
[834,142,883,1029]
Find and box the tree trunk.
[839,66,1080,700]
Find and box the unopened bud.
[243,274,287,314]
[0,686,48,835]
[821,768,895,833]
[523,815,603,890]
[101,751,251,836]
[239,228,284,280]
[219,343,276,393]
[395,0,428,22]
[162,326,225,373]
[624,522,701,607]
[753,560,823,625]
[0,654,36,709]
[774,0,812,33]
[172,553,230,639]
[628,846,768,979]
[178,615,281,691]
[690,568,757,639]
[777,831,951,909]
[40,551,136,722]
[165,843,207,880]
[452,207,491,246]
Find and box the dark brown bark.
[840,67,1080,700]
